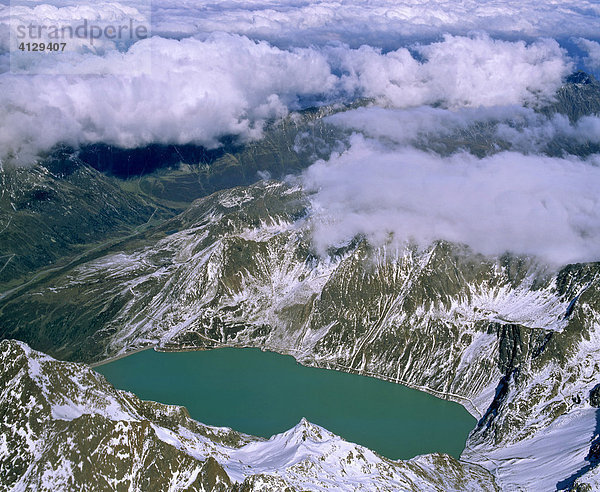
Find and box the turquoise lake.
[96,347,475,460]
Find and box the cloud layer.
[577,38,600,72]
[324,105,600,155]
[0,34,572,163]
[302,136,600,264]
[7,0,595,48]
[2,0,598,265]
[171,0,600,46]
[1,34,336,161]
[4,0,600,55]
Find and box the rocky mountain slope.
[1,74,600,490]
[0,339,498,491]
[0,153,158,289]
[2,72,598,291]
[0,102,345,291]
[2,178,600,489]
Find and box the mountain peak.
[0,341,498,491]
[566,71,598,86]
[292,417,328,442]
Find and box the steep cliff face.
[0,339,498,491]
[463,263,600,490]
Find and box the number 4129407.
[18,42,67,52]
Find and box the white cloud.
[495,114,600,149]
[0,34,338,162]
[114,0,600,47]
[1,2,152,54]
[325,105,523,143]
[331,35,570,108]
[324,105,600,153]
[0,1,596,267]
[3,0,599,56]
[0,34,572,163]
[576,38,600,72]
[302,135,600,264]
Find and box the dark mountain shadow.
[475,371,514,431]
[77,140,241,179]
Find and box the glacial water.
[96,347,475,460]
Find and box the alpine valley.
[1,74,600,492]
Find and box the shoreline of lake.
[96,346,475,460]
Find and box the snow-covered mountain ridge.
[2,180,600,490]
[0,339,498,491]
[2,75,600,491]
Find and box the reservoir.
[96,347,475,460]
